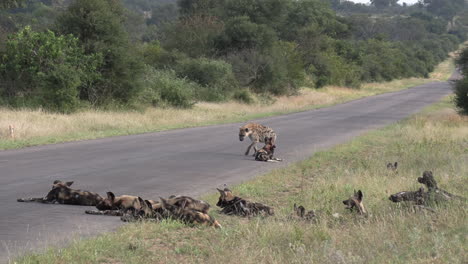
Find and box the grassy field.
[16,96,467,264]
[0,55,455,150]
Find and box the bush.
[140,68,198,108]
[232,89,255,104]
[176,57,239,101]
[453,78,468,115]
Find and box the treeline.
[0,0,466,113]
[454,47,468,114]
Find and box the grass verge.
[16,96,468,264]
[0,55,455,150]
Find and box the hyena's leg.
[17,197,57,203]
[245,142,257,156]
[85,210,124,216]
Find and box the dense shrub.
[453,78,468,115]
[140,68,197,108]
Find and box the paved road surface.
[0,80,454,262]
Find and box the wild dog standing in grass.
[159,197,222,228]
[255,137,283,162]
[216,188,274,217]
[292,203,316,221]
[239,123,277,156]
[386,162,398,173]
[17,180,103,206]
[342,190,367,215]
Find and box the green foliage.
[232,89,255,104]
[0,26,100,113]
[140,68,197,108]
[454,47,468,115]
[56,0,144,106]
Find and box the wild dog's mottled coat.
[159,197,221,228]
[255,137,282,162]
[342,190,367,215]
[293,203,316,221]
[17,180,103,206]
[239,123,277,156]
[216,188,274,217]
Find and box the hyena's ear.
[65,181,74,187]
[106,192,116,202]
[356,190,363,202]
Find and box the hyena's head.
[216,188,236,207]
[96,192,117,210]
[239,125,252,141]
[342,190,367,215]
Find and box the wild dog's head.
[386,162,398,171]
[239,125,252,141]
[96,192,117,210]
[418,171,437,189]
[293,203,306,218]
[216,188,236,207]
[45,180,74,201]
[263,137,276,153]
[167,196,211,214]
[137,197,155,217]
[342,190,367,215]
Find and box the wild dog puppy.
[386,162,398,173]
[292,203,316,221]
[239,123,277,156]
[342,190,367,215]
[85,192,143,216]
[17,180,103,206]
[159,197,222,228]
[216,188,274,217]
[255,137,283,162]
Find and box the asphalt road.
[0,80,454,262]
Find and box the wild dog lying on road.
[17,180,103,206]
[85,191,146,216]
[239,123,277,156]
[216,188,274,217]
[342,190,367,215]
[159,197,222,228]
[255,137,283,162]
[292,203,316,221]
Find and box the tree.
[0,0,25,9]
[56,0,144,105]
[371,0,399,8]
[0,26,100,112]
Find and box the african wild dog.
[255,137,283,162]
[165,195,211,214]
[239,123,277,156]
[293,203,316,221]
[342,190,367,215]
[159,197,222,228]
[387,162,398,172]
[85,191,145,216]
[17,180,103,206]
[216,188,274,217]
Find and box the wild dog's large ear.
[65,181,74,187]
[356,190,363,202]
[294,203,297,210]
[106,192,115,202]
[298,206,305,217]
[144,200,153,209]
[216,188,224,194]
[138,197,145,205]
[245,128,249,132]
[394,162,398,168]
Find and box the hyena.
[342,190,367,215]
[17,180,103,206]
[159,197,222,228]
[239,123,277,156]
[255,137,282,162]
[292,203,316,221]
[216,188,274,217]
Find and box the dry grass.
[16,97,468,264]
[0,56,455,150]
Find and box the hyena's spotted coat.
[239,123,277,156]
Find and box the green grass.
[16,96,468,264]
